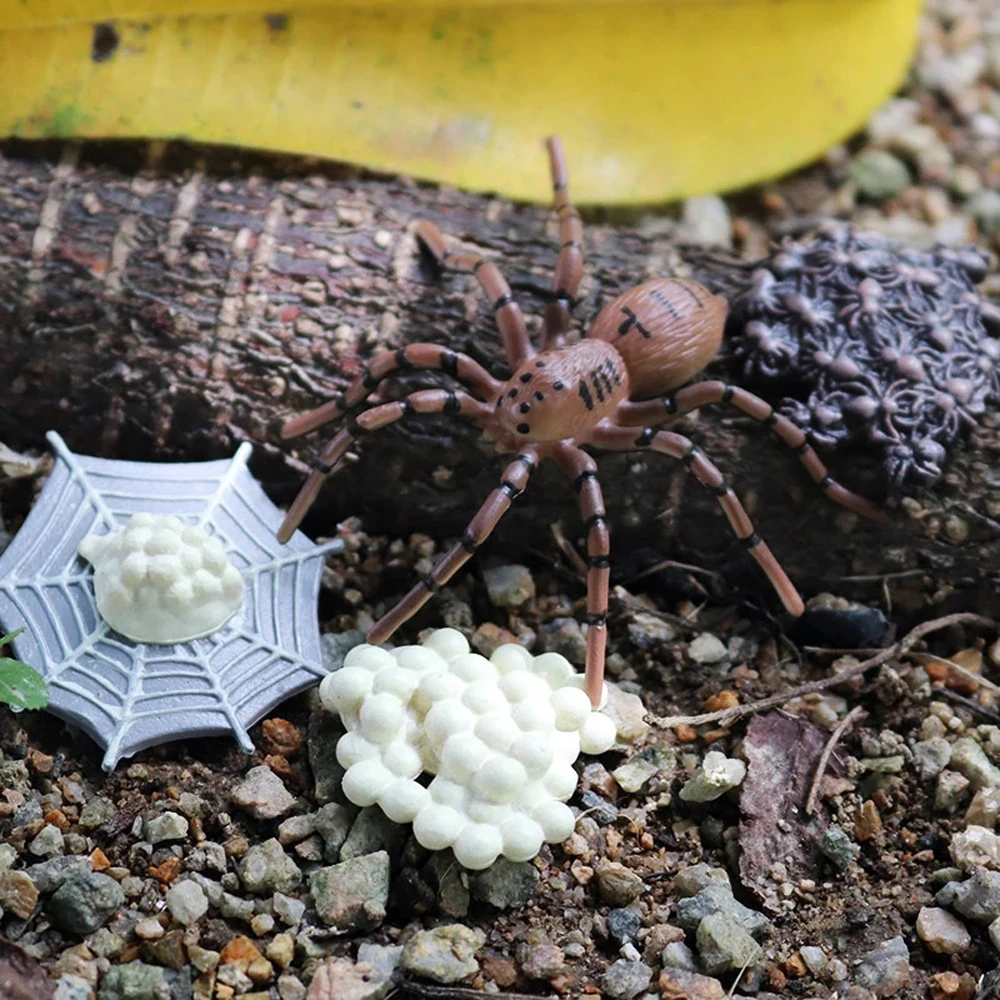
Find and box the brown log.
[0,139,998,620]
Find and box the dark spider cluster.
[726,223,1000,488]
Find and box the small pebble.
[916,906,971,955]
[231,766,296,820]
[401,924,485,984]
[166,880,209,926]
[687,633,727,664]
[602,959,653,1000]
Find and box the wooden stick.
[648,612,999,730]
[805,704,866,816]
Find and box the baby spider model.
[278,136,885,706]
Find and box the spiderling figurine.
[726,225,1000,487]
[277,137,885,706]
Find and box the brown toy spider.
[277,136,886,706]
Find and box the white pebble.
[378,780,430,823]
[579,712,618,755]
[342,759,393,807]
[550,686,592,731]
[453,823,503,870]
[412,803,465,850]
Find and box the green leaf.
[0,626,26,647]
[0,656,50,711]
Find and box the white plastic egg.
[453,822,503,870]
[412,803,465,851]
[543,762,579,800]
[394,645,446,673]
[438,733,491,785]
[472,756,528,804]
[342,759,394,807]
[320,666,372,715]
[532,652,575,687]
[358,692,405,744]
[373,666,420,702]
[448,653,496,683]
[512,700,557,734]
[424,627,470,661]
[579,712,618,755]
[382,741,423,779]
[335,730,381,769]
[461,680,502,715]
[490,642,534,674]
[509,732,554,777]
[465,798,513,825]
[474,714,520,753]
[532,800,576,843]
[423,700,476,747]
[378,780,430,823]
[550,686,593,731]
[500,817,545,863]
[498,672,536,703]
[343,644,396,671]
[428,776,467,808]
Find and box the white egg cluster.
[319,628,617,870]
[78,513,245,644]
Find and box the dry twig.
[805,705,866,816]
[648,612,999,731]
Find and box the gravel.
[230,765,296,820]
[310,851,390,931]
[165,880,209,926]
[49,870,125,935]
[400,924,485,984]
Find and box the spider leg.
[615,381,889,525]
[416,220,536,370]
[542,136,584,352]
[367,448,540,644]
[277,389,492,543]
[281,343,501,440]
[552,444,609,707]
[592,422,805,617]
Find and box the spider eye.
[517,423,530,435]
[519,403,530,414]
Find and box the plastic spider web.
[0,432,342,770]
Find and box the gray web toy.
[0,433,342,770]
[726,225,1000,487]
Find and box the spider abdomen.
[589,278,727,399]
[495,339,629,444]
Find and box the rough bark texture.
[1,139,998,618]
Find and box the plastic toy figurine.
[278,137,885,706]
[726,225,1000,487]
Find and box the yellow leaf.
[0,0,922,204]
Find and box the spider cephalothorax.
[277,138,886,705]
[727,225,1000,487]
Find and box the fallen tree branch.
[805,704,867,816]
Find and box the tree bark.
[1,140,998,619]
